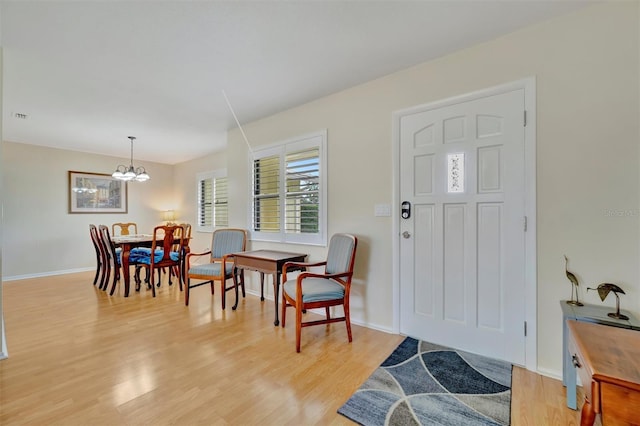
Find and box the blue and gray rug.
[338,337,512,426]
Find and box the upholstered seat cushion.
[283,278,345,303]
[130,247,179,264]
[188,262,234,277]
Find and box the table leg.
[260,272,265,301]
[273,272,280,326]
[567,351,577,410]
[580,398,596,426]
[565,318,577,410]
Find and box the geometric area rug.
[338,337,512,426]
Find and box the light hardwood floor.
[1,271,586,425]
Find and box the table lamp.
[162,210,175,224]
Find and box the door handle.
[402,231,411,239]
[572,354,581,369]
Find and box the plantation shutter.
[198,177,213,228]
[197,170,228,231]
[213,177,228,227]
[285,148,319,234]
[253,155,280,232]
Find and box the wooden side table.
[561,301,640,409]
[233,250,307,326]
[567,320,640,425]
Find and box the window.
[447,153,465,193]
[196,169,228,232]
[251,130,327,245]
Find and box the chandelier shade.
[112,136,150,182]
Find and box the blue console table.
[561,301,640,409]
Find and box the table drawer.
[568,331,596,406]
[601,382,640,425]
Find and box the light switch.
[374,204,391,217]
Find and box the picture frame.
[68,171,128,214]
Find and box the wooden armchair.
[185,228,247,309]
[281,233,358,352]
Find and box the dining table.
[112,234,189,297]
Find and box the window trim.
[196,169,228,233]
[248,130,327,246]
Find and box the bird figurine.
[564,255,583,306]
[587,283,629,320]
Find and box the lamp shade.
[162,210,175,222]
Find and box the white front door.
[398,88,526,365]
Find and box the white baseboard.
[3,267,94,282]
[536,366,562,381]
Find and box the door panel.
[399,89,525,365]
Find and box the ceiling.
[1,1,592,165]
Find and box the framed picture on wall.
[68,171,128,214]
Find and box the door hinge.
[524,321,527,337]
[524,110,527,127]
[524,216,528,232]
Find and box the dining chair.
[281,233,358,352]
[185,228,247,308]
[112,222,138,236]
[150,223,191,288]
[130,225,185,297]
[89,224,103,286]
[168,223,192,288]
[100,225,145,295]
[98,225,121,293]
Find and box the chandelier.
[112,136,150,182]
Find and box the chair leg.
[281,294,287,328]
[325,307,330,319]
[101,261,111,291]
[185,279,190,306]
[221,281,226,310]
[134,266,142,291]
[109,266,119,296]
[93,261,101,286]
[149,267,156,297]
[296,303,303,353]
[344,303,353,343]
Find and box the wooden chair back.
[89,224,103,286]
[210,228,247,262]
[97,225,121,292]
[150,225,184,268]
[112,222,138,236]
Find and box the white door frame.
[391,77,537,371]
